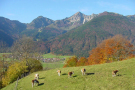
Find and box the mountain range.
[0,11,135,57]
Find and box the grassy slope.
[2,58,135,90]
[41,61,64,69]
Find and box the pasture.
[41,53,72,69]
[2,58,135,90]
[41,61,64,70]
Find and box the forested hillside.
[48,12,135,57]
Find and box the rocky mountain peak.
[68,12,98,24]
[74,12,84,16]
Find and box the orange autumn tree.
[87,35,134,65]
[76,57,88,66]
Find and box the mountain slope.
[0,12,97,44]
[0,30,14,47]
[127,15,135,22]
[0,17,27,37]
[47,12,98,31]
[27,16,54,29]
[2,58,135,90]
[24,12,97,41]
[48,12,135,57]
[0,17,27,46]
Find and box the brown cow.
[112,70,118,77]
[32,79,39,87]
[68,71,74,78]
[81,68,86,75]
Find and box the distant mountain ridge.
[0,11,135,56]
[0,12,97,46]
[26,12,98,31]
[22,12,98,41]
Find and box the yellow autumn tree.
[2,61,28,87]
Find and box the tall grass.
[2,58,135,90]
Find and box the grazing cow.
[35,74,39,79]
[81,68,86,75]
[57,70,61,76]
[32,79,39,87]
[68,71,74,78]
[112,70,118,77]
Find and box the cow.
[68,71,74,78]
[35,74,39,79]
[32,79,39,87]
[112,70,118,77]
[81,68,86,75]
[57,70,61,76]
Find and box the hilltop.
[2,58,135,90]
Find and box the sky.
[0,0,135,23]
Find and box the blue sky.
[0,0,135,23]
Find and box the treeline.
[64,35,134,67]
[0,36,43,89]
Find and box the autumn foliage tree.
[87,35,134,65]
[76,57,88,66]
[2,58,43,87]
[2,61,28,87]
[63,56,78,67]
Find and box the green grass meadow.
[41,53,72,69]
[41,62,64,69]
[2,58,135,90]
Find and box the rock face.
[68,12,98,24]
[47,12,98,31]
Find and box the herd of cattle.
[32,68,119,87]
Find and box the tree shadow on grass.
[86,73,95,75]
[39,77,45,79]
[38,83,44,86]
[62,73,67,75]
[73,75,77,77]
[117,74,122,76]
